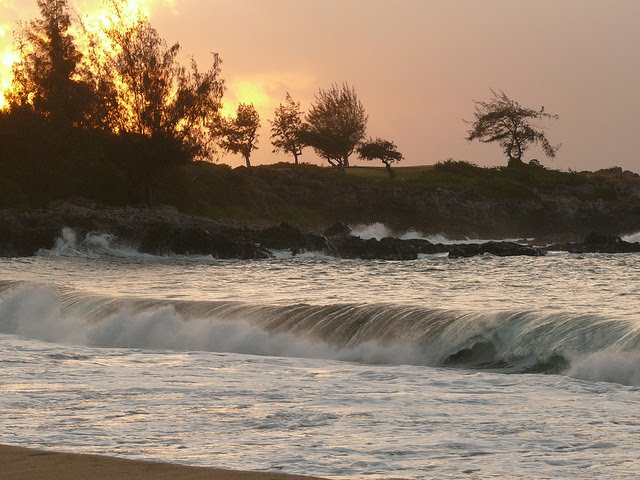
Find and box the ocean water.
[1,230,640,479]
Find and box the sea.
[1,225,639,479]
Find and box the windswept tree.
[466,90,560,166]
[357,138,404,178]
[8,0,95,126]
[270,92,304,165]
[99,4,225,160]
[220,103,260,167]
[301,83,367,168]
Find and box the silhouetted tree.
[8,0,94,126]
[301,83,367,168]
[466,90,560,166]
[220,103,260,167]
[270,92,304,164]
[99,2,225,160]
[357,138,404,178]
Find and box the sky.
[1,0,639,172]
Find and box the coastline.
[1,202,638,260]
[0,444,327,480]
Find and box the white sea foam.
[351,222,530,244]
[39,227,150,259]
[2,251,640,478]
[38,228,215,262]
[623,231,640,243]
[0,284,427,366]
[351,222,394,240]
[569,351,640,386]
[2,282,639,384]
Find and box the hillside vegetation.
[2,155,638,237]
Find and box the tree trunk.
[385,162,395,178]
[507,156,523,168]
[244,155,251,168]
[293,152,299,165]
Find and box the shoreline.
[1,203,638,260]
[0,444,327,480]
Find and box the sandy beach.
[0,445,326,480]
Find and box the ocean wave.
[1,281,639,385]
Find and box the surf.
[1,280,638,385]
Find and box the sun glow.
[221,71,316,120]
[0,0,178,110]
[221,81,271,118]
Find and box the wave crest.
[1,281,639,385]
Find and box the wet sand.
[0,444,326,480]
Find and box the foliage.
[219,103,260,167]
[301,83,367,168]
[357,137,403,177]
[270,92,304,164]
[98,2,225,161]
[8,0,95,126]
[466,90,560,166]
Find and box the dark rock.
[404,238,449,255]
[326,235,418,260]
[584,232,624,247]
[1,202,637,260]
[324,221,352,237]
[448,241,546,259]
[140,225,271,259]
[250,222,327,254]
[549,232,640,254]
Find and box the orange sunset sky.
[1,0,639,171]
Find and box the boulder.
[549,232,640,254]
[325,235,418,260]
[324,221,352,237]
[250,222,327,254]
[448,241,546,259]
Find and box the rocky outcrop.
[325,235,419,260]
[324,221,352,237]
[1,203,638,260]
[250,223,327,254]
[448,241,546,259]
[549,233,640,254]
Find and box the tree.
[466,90,560,166]
[301,83,367,168]
[8,0,94,126]
[220,103,260,167]
[270,92,304,165]
[357,137,404,178]
[97,2,225,160]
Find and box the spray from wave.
[351,223,530,244]
[1,281,639,385]
[37,227,214,261]
[623,232,640,243]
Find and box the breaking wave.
[37,227,214,261]
[1,280,639,385]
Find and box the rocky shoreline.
[0,203,638,260]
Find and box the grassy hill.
[1,153,639,237]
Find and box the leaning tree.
[301,83,367,168]
[357,137,404,178]
[465,90,560,166]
